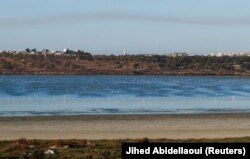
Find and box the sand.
[0,113,250,140]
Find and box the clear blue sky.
[1,0,250,54]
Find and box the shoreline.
[0,113,249,140]
[0,112,250,118]
[1,73,250,76]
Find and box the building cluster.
[0,48,87,56]
[1,48,250,57]
[143,53,188,57]
[209,52,250,57]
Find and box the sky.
[1,0,250,54]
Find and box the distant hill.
[1,52,250,75]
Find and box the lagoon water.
[0,75,250,116]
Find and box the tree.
[25,48,30,53]
[31,48,37,53]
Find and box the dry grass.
[0,137,249,158]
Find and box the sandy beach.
[0,113,249,140]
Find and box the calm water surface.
[0,75,250,116]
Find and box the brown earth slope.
[1,53,250,75]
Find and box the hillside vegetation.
[1,52,250,75]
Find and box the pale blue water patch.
[0,75,250,116]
